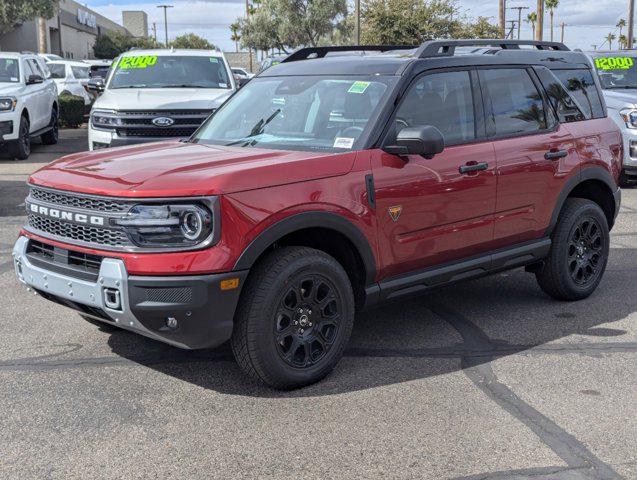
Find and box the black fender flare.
[234,211,377,285]
[546,166,620,235]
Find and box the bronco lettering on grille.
[28,203,106,226]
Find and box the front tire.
[536,198,610,301]
[231,247,355,389]
[9,116,30,160]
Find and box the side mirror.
[26,74,44,85]
[236,76,251,89]
[87,80,105,95]
[383,125,445,159]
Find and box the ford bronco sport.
[13,40,622,389]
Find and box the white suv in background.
[47,60,92,105]
[0,52,59,159]
[89,49,236,150]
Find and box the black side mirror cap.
[383,125,445,159]
[26,74,44,85]
[237,77,251,88]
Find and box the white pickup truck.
[0,52,59,159]
[89,48,236,150]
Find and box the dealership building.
[0,0,147,60]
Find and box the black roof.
[260,40,593,77]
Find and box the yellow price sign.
[119,56,158,69]
[595,57,635,71]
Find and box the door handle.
[459,162,489,174]
[544,149,568,161]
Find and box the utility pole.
[536,0,544,41]
[591,44,598,50]
[152,23,157,43]
[157,5,173,46]
[629,0,635,50]
[37,17,47,54]
[560,22,566,43]
[246,0,252,72]
[355,0,361,45]
[507,20,517,39]
[499,0,507,38]
[509,6,529,40]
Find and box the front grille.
[30,187,129,213]
[27,240,104,281]
[114,109,212,138]
[28,214,129,247]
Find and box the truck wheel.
[41,110,59,145]
[536,198,610,301]
[9,116,30,160]
[231,247,355,389]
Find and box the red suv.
[13,40,622,389]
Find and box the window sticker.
[11,77,18,82]
[595,57,635,70]
[209,57,219,63]
[219,83,227,88]
[348,81,371,94]
[272,97,286,106]
[119,56,157,69]
[333,137,355,149]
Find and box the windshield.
[593,55,637,89]
[109,55,231,89]
[0,58,20,83]
[191,76,395,152]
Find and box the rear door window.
[480,68,548,137]
[551,69,605,119]
[395,70,476,145]
[48,64,66,79]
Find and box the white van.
[88,49,235,150]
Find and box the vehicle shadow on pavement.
[106,246,637,398]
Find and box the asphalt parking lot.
[0,130,635,480]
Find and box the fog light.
[166,317,178,329]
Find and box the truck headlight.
[113,204,213,247]
[91,110,122,129]
[620,108,637,129]
[0,97,17,112]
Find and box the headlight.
[0,97,17,112]
[91,110,122,129]
[620,108,637,129]
[113,204,213,248]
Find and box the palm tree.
[619,34,628,50]
[545,0,559,42]
[617,19,627,47]
[230,22,241,52]
[526,12,537,39]
[606,32,616,50]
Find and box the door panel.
[372,143,497,279]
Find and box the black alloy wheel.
[567,216,605,286]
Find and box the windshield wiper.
[159,84,209,88]
[112,85,148,89]
[225,109,282,147]
[606,86,637,90]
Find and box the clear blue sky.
[83,0,633,52]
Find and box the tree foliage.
[171,33,216,50]
[93,31,159,59]
[0,0,57,34]
[237,0,348,52]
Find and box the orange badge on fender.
[388,205,402,222]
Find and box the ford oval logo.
[152,116,175,127]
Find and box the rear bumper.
[12,236,247,349]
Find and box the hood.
[29,142,357,197]
[94,88,233,112]
[602,89,637,109]
[0,83,23,96]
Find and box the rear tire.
[9,116,30,160]
[41,109,59,145]
[231,247,355,390]
[535,198,610,301]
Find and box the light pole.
[509,6,529,40]
[629,0,635,50]
[536,0,544,41]
[157,5,173,46]
[499,0,507,38]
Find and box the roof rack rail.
[415,39,570,58]
[281,45,416,63]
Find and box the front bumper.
[0,110,19,142]
[13,236,247,349]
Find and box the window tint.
[27,59,44,77]
[71,66,89,79]
[481,69,547,136]
[535,68,586,123]
[396,71,476,145]
[551,69,605,119]
[48,64,66,79]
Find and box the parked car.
[0,52,58,159]
[83,59,112,80]
[231,67,254,79]
[38,53,63,63]
[88,48,236,150]
[13,40,622,389]
[47,60,92,106]
[588,50,637,184]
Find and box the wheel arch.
[234,212,377,305]
[547,167,620,234]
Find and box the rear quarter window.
[550,69,605,119]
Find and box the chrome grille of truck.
[115,109,213,138]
